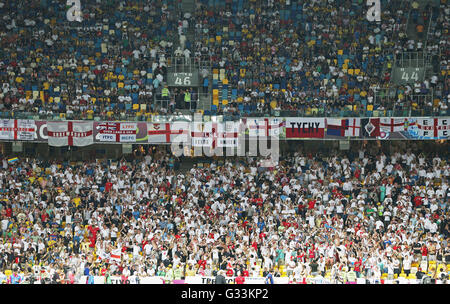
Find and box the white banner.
[245,118,284,137]
[48,121,93,147]
[416,118,449,139]
[15,120,37,141]
[380,118,409,133]
[191,121,213,147]
[217,121,239,147]
[72,275,440,285]
[0,120,37,141]
[345,118,361,137]
[191,121,239,148]
[184,276,289,284]
[148,122,189,143]
[0,119,13,140]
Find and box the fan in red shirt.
[5,206,13,218]
[197,259,207,270]
[105,181,113,192]
[421,244,428,257]
[414,196,423,208]
[354,258,362,275]
[308,199,316,210]
[235,272,245,284]
[88,225,100,247]
[251,240,258,251]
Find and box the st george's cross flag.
[0,119,37,140]
[416,118,449,139]
[47,121,93,146]
[148,122,189,143]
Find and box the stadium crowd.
[0,143,449,284]
[0,0,447,119]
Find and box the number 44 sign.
[367,0,381,22]
[401,68,420,82]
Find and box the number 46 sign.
[168,73,199,87]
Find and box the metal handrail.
[2,106,448,123]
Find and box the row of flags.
[0,117,448,147]
[324,117,449,139]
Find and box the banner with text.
[0,117,447,146]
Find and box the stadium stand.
[0,141,448,284]
[0,0,447,120]
[0,0,448,286]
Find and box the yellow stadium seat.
[132,104,139,110]
[222,78,228,85]
[222,100,228,105]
